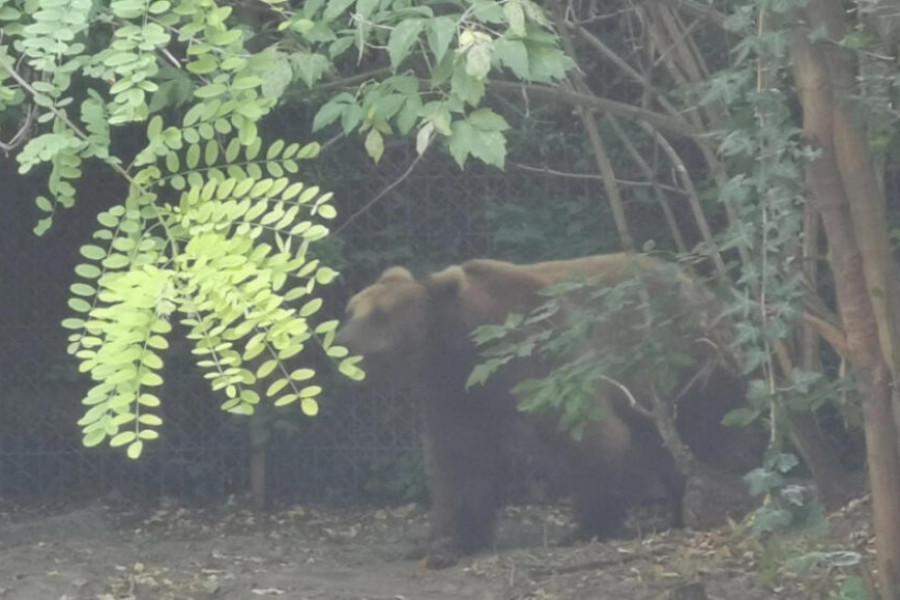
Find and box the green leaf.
[274,394,298,407]
[451,63,485,106]
[290,368,315,381]
[326,345,348,357]
[83,429,107,447]
[138,414,163,426]
[301,397,319,416]
[466,43,492,80]
[339,356,366,381]
[127,440,144,459]
[427,16,456,62]
[70,283,95,297]
[147,115,163,140]
[388,19,424,70]
[266,377,289,397]
[186,54,218,74]
[33,218,53,236]
[494,38,530,80]
[468,108,510,132]
[138,393,161,407]
[140,371,164,386]
[80,245,106,260]
[300,298,323,317]
[449,118,507,168]
[110,431,137,447]
[258,359,278,378]
[62,317,86,329]
[205,139,219,165]
[292,52,330,88]
[365,129,384,163]
[147,335,169,349]
[722,407,760,427]
[75,264,102,278]
[195,82,228,98]
[0,6,22,19]
[503,0,526,36]
[471,0,504,23]
[322,0,355,21]
[356,0,378,17]
[186,143,200,168]
[102,253,130,269]
[68,298,92,312]
[524,40,575,82]
[35,196,53,212]
[233,75,263,90]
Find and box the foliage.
[301,0,574,168]
[743,452,827,538]
[826,577,869,600]
[469,261,700,440]
[364,449,429,501]
[483,192,619,262]
[0,0,366,458]
[723,369,855,434]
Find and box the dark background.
[0,101,704,508]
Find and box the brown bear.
[335,253,743,566]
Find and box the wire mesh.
[0,122,614,506]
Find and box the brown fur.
[336,253,742,565]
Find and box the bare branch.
[488,80,698,138]
[511,162,686,194]
[334,149,427,235]
[607,116,689,254]
[659,0,729,28]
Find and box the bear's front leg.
[416,404,508,568]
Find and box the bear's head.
[336,265,467,383]
[336,267,426,382]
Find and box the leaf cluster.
[469,264,703,439]
[302,0,574,167]
[0,0,366,458]
[63,132,363,458]
[744,452,827,538]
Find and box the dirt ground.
[0,495,874,600]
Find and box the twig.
[600,375,653,420]
[659,0,728,28]
[606,115,689,254]
[510,162,685,194]
[529,549,660,578]
[571,24,685,123]
[334,150,427,234]
[637,121,728,280]
[285,67,393,101]
[0,55,136,183]
[0,103,35,155]
[488,80,697,139]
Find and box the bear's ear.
[426,265,465,301]
[377,266,415,284]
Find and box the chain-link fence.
[0,111,626,507]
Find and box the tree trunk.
[792,207,856,511]
[790,6,900,595]
[251,446,267,510]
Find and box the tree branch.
[487,80,698,138]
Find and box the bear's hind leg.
[570,474,632,541]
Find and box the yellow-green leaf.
[127,440,144,459]
[301,397,319,416]
[289,368,315,381]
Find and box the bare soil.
[0,496,874,600]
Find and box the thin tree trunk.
[793,206,854,510]
[790,12,900,595]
